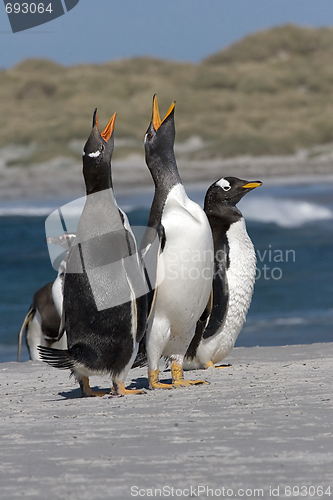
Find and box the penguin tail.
[132,338,147,368]
[37,346,75,371]
[17,305,35,362]
[132,352,147,368]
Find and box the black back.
[63,110,148,376]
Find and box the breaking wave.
[0,194,332,230]
[240,197,333,228]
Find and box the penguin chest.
[218,219,256,355]
[155,186,214,331]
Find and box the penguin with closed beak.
[142,95,214,389]
[39,110,148,396]
[17,234,75,362]
[17,282,64,362]
[184,177,262,370]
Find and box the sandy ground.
[1,343,332,499]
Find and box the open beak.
[93,109,116,141]
[101,113,117,141]
[152,94,175,131]
[242,181,262,190]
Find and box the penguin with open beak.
[142,95,214,389]
[184,177,262,370]
[38,110,148,396]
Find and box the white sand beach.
[1,343,332,499]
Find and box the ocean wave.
[0,193,332,229]
[0,206,57,217]
[244,309,333,332]
[240,197,333,227]
[0,197,86,218]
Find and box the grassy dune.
[2,24,333,164]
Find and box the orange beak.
[152,94,175,131]
[101,112,117,141]
[242,181,262,189]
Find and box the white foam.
[240,197,333,228]
[0,206,56,217]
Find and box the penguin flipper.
[37,346,75,370]
[202,263,229,340]
[185,299,211,361]
[56,307,66,343]
[142,223,165,318]
[132,223,165,364]
[17,305,35,362]
[132,337,148,368]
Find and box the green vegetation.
[2,24,333,162]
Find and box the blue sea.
[0,179,332,363]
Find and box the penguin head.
[82,109,116,194]
[144,94,176,164]
[205,177,262,217]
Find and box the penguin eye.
[216,178,231,191]
[145,132,153,142]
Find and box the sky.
[0,0,333,69]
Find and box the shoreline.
[1,343,332,498]
[0,152,333,203]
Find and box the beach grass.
[2,25,333,164]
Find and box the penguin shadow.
[126,377,150,391]
[57,378,154,399]
[57,373,174,399]
[58,387,98,399]
[58,384,118,399]
[127,372,173,391]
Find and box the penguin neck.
[148,150,182,194]
[206,205,243,247]
[146,152,182,228]
[84,174,113,196]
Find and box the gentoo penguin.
[48,233,76,318]
[17,282,65,361]
[17,234,75,362]
[38,110,148,397]
[142,95,214,389]
[184,177,262,370]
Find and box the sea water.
[0,180,332,362]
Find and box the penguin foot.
[112,381,145,396]
[79,377,108,397]
[204,361,232,369]
[171,362,208,388]
[148,369,173,390]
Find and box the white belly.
[26,310,43,361]
[188,218,256,368]
[52,275,63,317]
[148,184,214,364]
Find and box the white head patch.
[88,150,101,158]
[216,178,231,191]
